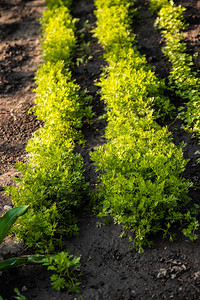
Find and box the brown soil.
[0,0,44,215]
[1,0,200,299]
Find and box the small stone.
[171,266,183,273]
[157,268,168,279]
[131,290,136,295]
[171,274,176,279]
[194,271,200,279]
[22,286,27,292]
[3,205,12,211]
[182,264,187,271]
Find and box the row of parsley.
[90,0,199,252]
[150,0,200,139]
[6,0,93,254]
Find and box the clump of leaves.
[13,288,27,300]
[91,126,196,252]
[151,0,200,139]
[40,6,77,65]
[94,0,135,52]
[1,0,85,295]
[0,289,27,300]
[149,0,169,13]
[0,206,28,245]
[32,61,93,143]
[6,134,87,253]
[154,3,186,33]
[91,0,199,252]
[43,251,82,292]
[182,220,199,242]
[0,206,82,295]
[6,0,93,253]
[0,205,44,272]
[76,41,93,66]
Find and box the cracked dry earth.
[1,0,200,299]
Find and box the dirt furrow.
[71,0,107,188]
[133,0,171,79]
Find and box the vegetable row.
[150,0,200,138]
[7,0,93,253]
[90,0,198,252]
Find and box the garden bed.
[1,0,200,299]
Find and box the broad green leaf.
[0,206,29,245]
[0,255,44,271]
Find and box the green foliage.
[8,62,92,252]
[154,4,186,33]
[91,0,198,252]
[0,206,28,244]
[76,41,93,66]
[149,0,169,13]
[1,8,86,295]
[0,255,44,272]
[7,94,88,252]
[94,0,173,121]
[32,61,93,142]
[98,48,173,124]
[93,0,138,56]
[43,251,81,292]
[94,1,135,52]
[91,127,192,252]
[14,289,27,300]
[0,288,27,300]
[7,0,92,253]
[182,220,199,242]
[152,0,200,138]
[40,7,77,64]
[0,206,44,272]
[0,208,82,294]
[8,204,63,253]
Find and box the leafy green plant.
[6,0,93,253]
[6,63,92,252]
[1,0,85,295]
[13,288,27,300]
[0,289,27,300]
[32,61,93,143]
[0,206,44,271]
[91,127,194,252]
[94,1,135,52]
[0,206,28,245]
[0,206,82,293]
[40,6,77,65]
[43,251,81,292]
[154,3,186,33]
[76,41,93,66]
[149,0,169,13]
[150,0,200,139]
[182,220,199,242]
[90,0,199,252]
